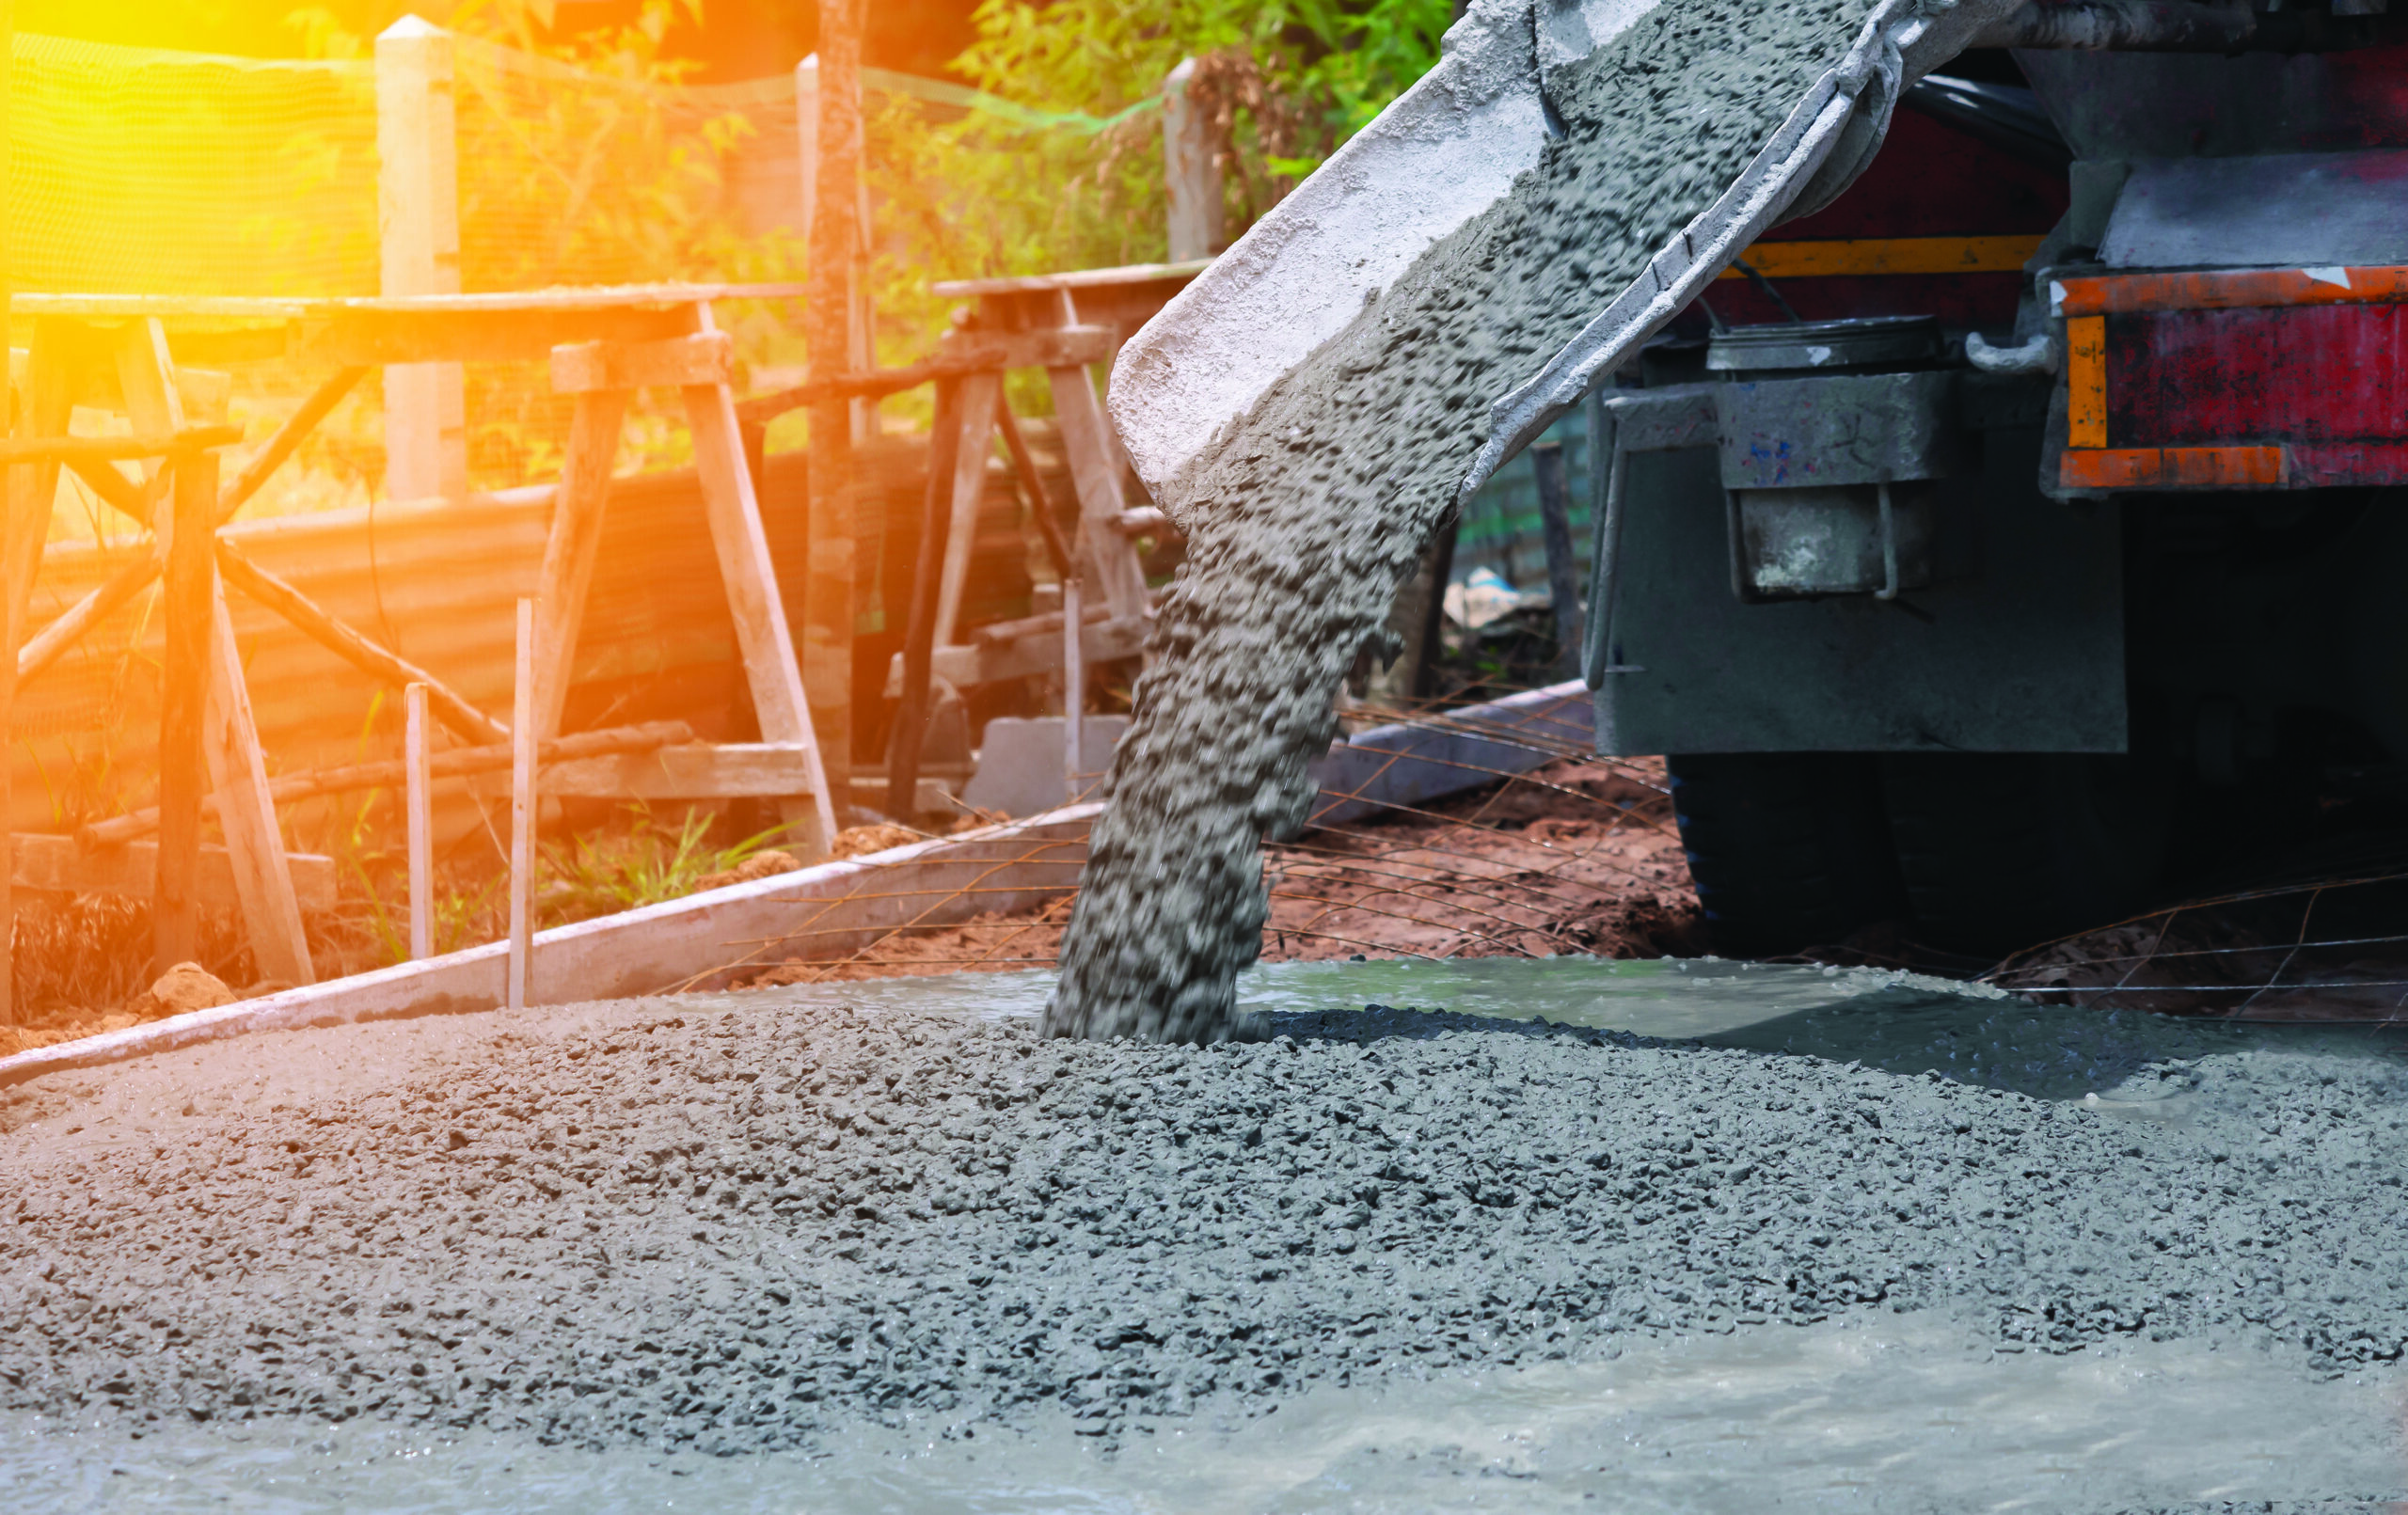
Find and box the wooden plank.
[1045,363,1152,623]
[201,585,315,986]
[844,775,961,815]
[994,396,1075,577]
[215,539,506,745]
[218,366,368,521]
[888,378,962,821]
[114,320,316,983]
[0,425,241,466]
[154,450,214,973]
[930,259,1212,298]
[0,317,73,1026]
[15,833,336,911]
[1307,681,1593,829]
[300,304,697,369]
[539,743,819,799]
[683,305,837,856]
[551,333,733,394]
[85,719,697,848]
[508,598,535,1013]
[529,387,631,738]
[0,679,1601,1093]
[405,683,433,961]
[11,287,808,322]
[932,370,1001,648]
[1063,571,1084,807]
[27,363,348,664]
[0,805,1100,1089]
[734,326,1117,420]
[883,614,1151,696]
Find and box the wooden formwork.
[0,803,1099,1089]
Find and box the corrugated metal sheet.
[11,426,1059,837]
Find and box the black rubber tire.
[1877,752,2172,957]
[1666,753,1906,956]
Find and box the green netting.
[5,30,1151,300]
[4,30,1149,506]
[10,33,379,296]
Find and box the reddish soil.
[737,756,1703,987]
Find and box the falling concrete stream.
[1046,0,1896,1041]
[2,958,2404,1509]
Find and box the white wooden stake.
[376,15,467,501]
[1162,57,1224,262]
[1063,568,1084,805]
[507,599,535,1011]
[404,681,433,960]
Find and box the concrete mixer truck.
[1101,0,2408,966]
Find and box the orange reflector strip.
[2053,265,2408,316]
[2065,315,2107,450]
[1716,234,2047,280]
[2060,446,2287,490]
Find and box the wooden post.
[0,16,16,1026]
[1046,361,1149,623]
[404,682,434,960]
[1162,57,1224,262]
[1413,513,1458,701]
[1,328,72,1024]
[507,598,534,1012]
[117,319,315,982]
[376,15,467,502]
[792,55,818,245]
[683,307,839,856]
[155,451,214,974]
[930,369,1000,649]
[215,540,505,745]
[1529,440,1585,677]
[200,579,314,986]
[528,387,631,738]
[804,0,866,822]
[1063,550,1084,805]
[888,378,959,821]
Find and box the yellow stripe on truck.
[1718,234,2048,279]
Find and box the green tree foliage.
[871,0,1450,317]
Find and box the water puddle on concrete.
[9,957,2404,1510]
[6,1316,2398,1512]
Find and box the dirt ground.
[0,756,1698,1054]
[736,756,1702,988]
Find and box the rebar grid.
[684,684,1695,989]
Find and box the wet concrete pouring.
[3,969,2406,1492]
[8,1,2408,1502]
[1049,0,1896,1040]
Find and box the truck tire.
[1665,753,1906,955]
[1877,752,2171,957]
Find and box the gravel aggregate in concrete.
[1049,0,1885,1040]
[2,984,2404,1457]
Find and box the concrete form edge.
[0,805,1102,1089]
[0,682,1605,1089]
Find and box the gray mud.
[1048,0,1885,1041]
[4,967,2407,1470]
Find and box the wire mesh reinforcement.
[693,686,1700,991]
